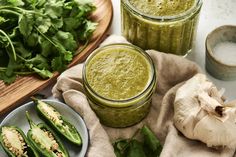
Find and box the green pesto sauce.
[129,0,195,16]
[86,47,151,100]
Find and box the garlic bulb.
[173,73,236,148]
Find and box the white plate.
[0,99,89,157]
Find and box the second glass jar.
[121,0,203,56]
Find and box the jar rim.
[83,43,156,105]
[122,0,203,22]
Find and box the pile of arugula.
[0,0,96,84]
[113,125,163,157]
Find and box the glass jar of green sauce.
[83,44,156,127]
[121,0,203,56]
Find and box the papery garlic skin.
[173,73,236,148]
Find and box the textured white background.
[111,0,236,100]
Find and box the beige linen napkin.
[52,35,235,157]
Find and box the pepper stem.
[31,96,39,104]
[25,111,37,129]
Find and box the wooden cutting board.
[0,0,113,115]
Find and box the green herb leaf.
[78,20,97,40]
[53,31,77,52]
[127,140,146,157]
[26,32,38,47]
[27,54,50,70]
[44,0,64,19]
[0,0,96,84]
[113,139,129,157]
[63,17,83,32]
[51,56,67,72]
[141,125,162,152]
[114,126,163,157]
[19,13,34,37]
[14,42,32,58]
[0,29,16,60]
[7,0,24,6]
[34,0,46,8]
[0,16,7,25]
[63,51,73,61]
[39,39,54,57]
[0,34,8,46]
[35,16,51,34]
[141,125,162,157]
[0,49,9,67]
[32,67,53,78]
[4,48,25,79]
[77,0,94,5]
[0,71,16,84]
[51,18,63,29]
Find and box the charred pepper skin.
[0,126,39,157]
[26,111,69,157]
[33,98,82,146]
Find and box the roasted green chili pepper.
[0,126,39,157]
[32,98,82,146]
[25,111,69,157]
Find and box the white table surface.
[1,0,236,120]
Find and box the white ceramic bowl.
[0,99,89,157]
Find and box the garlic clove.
[174,73,236,149]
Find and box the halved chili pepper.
[25,111,69,157]
[0,126,39,157]
[32,98,82,146]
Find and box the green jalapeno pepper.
[25,111,69,157]
[0,126,39,157]
[32,98,82,146]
